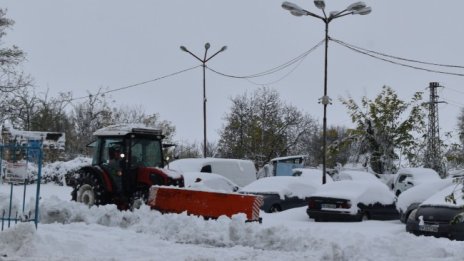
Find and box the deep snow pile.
[1,190,464,260]
[1,157,464,260]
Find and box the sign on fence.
[0,142,43,231]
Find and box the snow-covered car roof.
[167,158,256,187]
[396,178,454,212]
[310,178,395,215]
[449,169,464,178]
[420,182,464,208]
[396,168,440,180]
[311,180,394,204]
[239,176,321,200]
[182,172,239,193]
[338,170,379,182]
[292,168,333,183]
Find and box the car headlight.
[408,209,418,222]
[451,212,464,225]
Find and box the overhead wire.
[244,50,309,86]
[68,40,324,102]
[69,65,201,102]
[331,38,464,77]
[206,39,324,80]
[331,38,464,69]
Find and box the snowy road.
[1,184,463,261]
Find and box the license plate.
[419,224,439,233]
[321,203,336,209]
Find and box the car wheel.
[361,212,369,221]
[269,204,282,213]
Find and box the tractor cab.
[92,129,165,171]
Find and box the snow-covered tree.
[339,86,426,174]
[0,9,34,125]
[217,87,318,167]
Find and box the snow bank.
[1,192,464,260]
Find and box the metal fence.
[0,141,43,231]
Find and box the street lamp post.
[180,43,227,158]
[282,0,371,184]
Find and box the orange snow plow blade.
[148,186,263,222]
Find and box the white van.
[166,158,257,187]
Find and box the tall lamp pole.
[282,0,371,184]
[180,43,227,158]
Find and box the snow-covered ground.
[1,159,464,261]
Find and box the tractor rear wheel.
[73,170,109,207]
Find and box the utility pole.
[424,82,446,177]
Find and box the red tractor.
[71,125,184,209]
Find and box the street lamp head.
[205,42,210,50]
[290,9,307,16]
[180,46,188,52]
[220,46,227,52]
[347,1,367,11]
[353,6,372,15]
[314,0,325,10]
[282,1,304,12]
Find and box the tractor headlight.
[408,209,418,222]
[451,212,464,225]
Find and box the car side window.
[398,175,407,183]
[200,165,212,173]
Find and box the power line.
[444,85,464,96]
[70,65,201,102]
[331,38,464,77]
[207,39,324,79]
[244,51,308,86]
[442,97,463,108]
[331,38,464,69]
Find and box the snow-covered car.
[292,168,324,178]
[406,181,464,240]
[182,172,240,193]
[306,170,398,222]
[449,169,464,178]
[239,174,328,213]
[396,178,454,223]
[166,158,256,187]
[392,168,440,196]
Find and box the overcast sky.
[2,0,464,144]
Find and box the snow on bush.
[41,157,91,185]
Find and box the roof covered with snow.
[421,182,464,208]
[396,178,454,212]
[396,168,440,180]
[93,124,162,137]
[240,176,321,199]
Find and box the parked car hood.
[311,180,396,206]
[396,178,454,213]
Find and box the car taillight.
[308,199,316,209]
[340,200,351,209]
